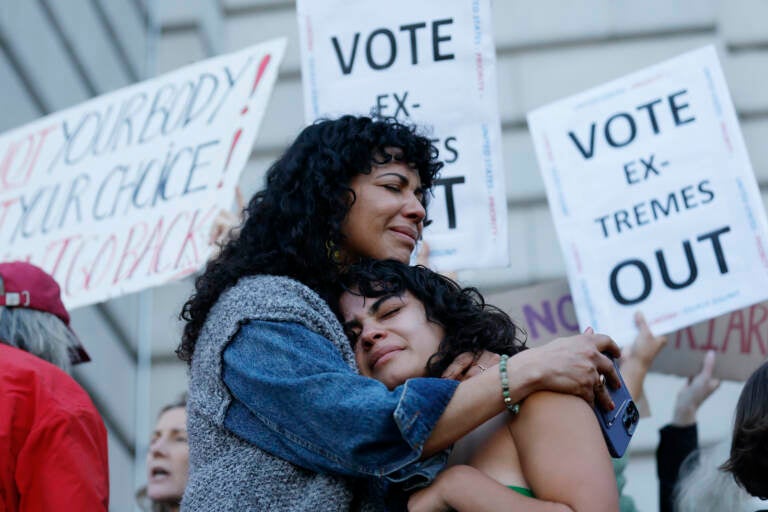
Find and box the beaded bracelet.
[499,354,521,415]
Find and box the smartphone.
[593,356,638,458]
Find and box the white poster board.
[487,278,768,382]
[0,39,286,309]
[297,0,508,271]
[527,46,768,345]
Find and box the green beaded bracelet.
[499,354,521,415]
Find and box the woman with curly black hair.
[177,115,622,511]
[340,259,619,512]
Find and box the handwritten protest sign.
[527,46,768,346]
[0,39,286,309]
[487,278,767,381]
[296,0,508,271]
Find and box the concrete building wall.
[1,1,766,510]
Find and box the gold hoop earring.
[326,240,342,263]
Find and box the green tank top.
[507,485,534,498]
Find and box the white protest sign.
[296,0,508,271]
[527,46,768,346]
[0,39,286,309]
[486,278,768,381]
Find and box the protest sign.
[527,46,768,346]
[487,278,767,381]
[0,39,286,309]
[296,0,508,271]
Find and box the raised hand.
[673,350,720,426]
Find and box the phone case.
[593,357,639,458]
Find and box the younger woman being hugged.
[339,260,619,512]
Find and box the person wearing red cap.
[0,261,109,511]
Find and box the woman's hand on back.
[510,329,621,411]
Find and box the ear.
[344,186,357,207]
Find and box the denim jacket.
[223,320,458,486]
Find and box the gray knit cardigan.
[182,275,381,511]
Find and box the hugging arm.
[224,319,622,487]
[423,331,622,456]
[408,465,573,512]
[223,320,458,482]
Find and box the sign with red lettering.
[297,0,508,271]
[487,279,767,381]
[0,39,286,309]
[527,46,768,345]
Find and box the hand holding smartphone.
[593,355,639,458]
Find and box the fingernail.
[610,401,615,410]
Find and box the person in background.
[621,318,762,512]
[0,261,109,511]
[675,439,759,512]
[673,358,768,512]
[137,395,189,512]
[721,360,768,501]
[656,350,721,512]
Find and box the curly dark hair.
[338,259,527,377]
[177,116,442,363]
[720,360,768,499]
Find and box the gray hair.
[0,306,79,374]
[675,440,752,512]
